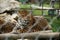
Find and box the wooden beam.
[0,30,59,39]
[20,8,59,10]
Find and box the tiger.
[11,9,52,33]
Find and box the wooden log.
[20,8,59,10]
[0,30,59,39]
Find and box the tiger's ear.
[29,14,35,20]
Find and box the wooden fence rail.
[0,30,60,39]
[20,8,60,10]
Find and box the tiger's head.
[17,9,35,29]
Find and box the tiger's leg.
[10,23,20,34]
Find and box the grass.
[20,4,31,8]
[33,10,48,16]
[33,10,42,16]
[43,4,50,7]
[51,19,60,32]
[54,3,59,8]
[44,15,60,32]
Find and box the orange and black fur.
[15,9,52,33]
[0,9,52,34]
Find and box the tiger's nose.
[24,20,29,24]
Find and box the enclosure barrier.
[20,8,59,10]
[0,30,60,39]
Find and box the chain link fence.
[0,0,60,40]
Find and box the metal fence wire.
[0,0,60,40]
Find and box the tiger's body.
[12,9,52,33]
[0,9,52,34]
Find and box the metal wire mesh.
[0,0,60,40]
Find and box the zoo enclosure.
[0,0,60,40]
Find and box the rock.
[0,13,17,33]
[0,0,20,13]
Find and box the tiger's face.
[17,10,35,29]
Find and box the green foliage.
[51,19,60,32]
[33,10,42,16]
[20,4,30,8]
